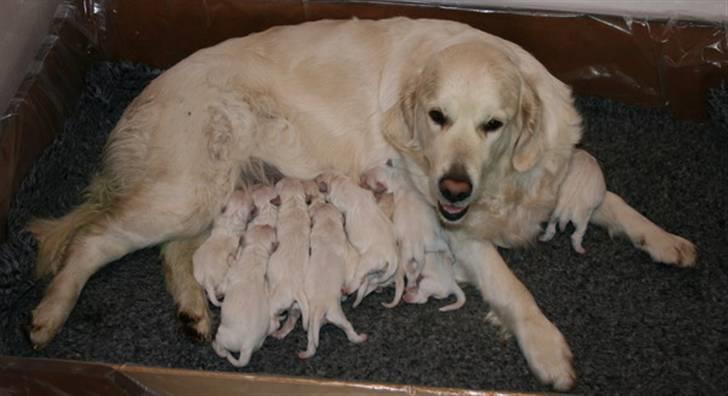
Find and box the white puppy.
[403,251,466,312]
[267,178,310,339]
[540,149,607,254]
[250,184,280,228]
[302,179,325,206]
[299,201,367,359]
[361,160,451,308]
[315,172,398,307]
[192,190,253,306]
[212,225,279,367]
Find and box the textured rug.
[1,62,727,394]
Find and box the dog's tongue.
[441,204,465,214]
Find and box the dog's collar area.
[438,201,469,222]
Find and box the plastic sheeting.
[0,0,726,391]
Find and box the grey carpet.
[1,62,727,394]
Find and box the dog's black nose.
[439,165,472,203]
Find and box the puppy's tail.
[27,175,116,278]
[227,347,252,367]
[206,283,222,307]
[381,266,405,309]
[439,285,466,312]
[297,290,310,329]
[298,307,324,359]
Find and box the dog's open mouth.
[438,201,469,222]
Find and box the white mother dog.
[28,17,695,390]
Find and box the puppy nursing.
[213,225,279,367]
[540,149,606,253]
[267,178,310,339]
[193,190,253,306]
[29,17,699,390]
[361,160,452,307]
[403,251,466,312]
[299,201,367,359]
[316,172,398,308]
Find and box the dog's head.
[384,41,578,224]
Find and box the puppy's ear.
[512,78,544,173]
[318,180,328,194]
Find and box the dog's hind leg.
[162,233,213,342]
[29,182,216,349]
[327,304,368,344]
[591,191,696,266]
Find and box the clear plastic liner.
[0,0,726,390]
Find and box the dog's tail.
[27,175,117,278]
[439,284,466,312]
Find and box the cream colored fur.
[539,149,606,253]
[28,17,696,390]
[266,178,310,338]
[213,225,278,367]
[192,190,252,306]
[299,201,367,359]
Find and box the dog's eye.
[428,109,448,127]
[481,119,503,133]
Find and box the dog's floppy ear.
[382,74,421,154]
[512,77,544,173]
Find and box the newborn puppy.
[251,184,280,228]
[315,172,398,307]
[192,190,253,306]
[361,161,451,308]
[267,178,310,339]
[212,225,279,367]
[403,250,466,312]
[540,149,607,254]
[303,179,325,206]
[299,201,367,359]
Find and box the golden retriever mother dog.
[28,17,695,390]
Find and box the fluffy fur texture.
[27,17,696,390]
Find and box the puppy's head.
[384,41,551,225]
[248,225,277,254]
[275,177,305,203]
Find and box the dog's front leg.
[450,236,575,391]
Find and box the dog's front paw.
[516,316,575,391]
[643,231,696,267]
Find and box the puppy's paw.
[516,317,575,391]
[484,311,511,341]
[643,231,697,267]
